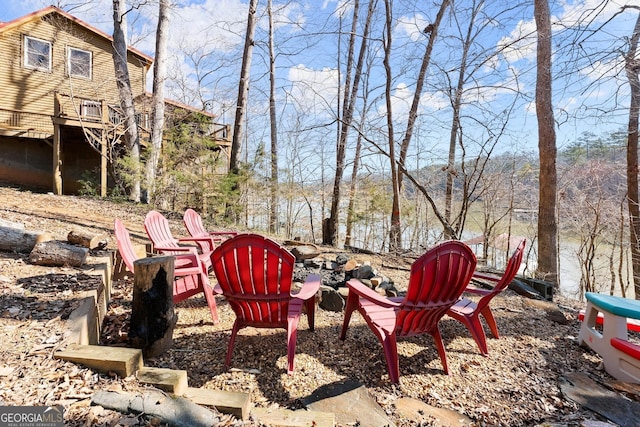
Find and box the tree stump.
[67,229,108,249]
[29,240,88,266]
[129,256,177,358]
[0,225,52,253]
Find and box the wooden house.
[0,6,230,196]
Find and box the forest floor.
[0,183,638,426]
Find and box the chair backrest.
[211,233,296,327]
[144,210,179,249]
[397,240,477,337]
[114,219,139,273]
[476,238,526,308]
[183,208,207,238]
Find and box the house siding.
[0,13,147,118]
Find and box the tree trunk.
[227,0,257,222]
[129,256,177,358]
[441,0,466,236]
[383,0,401,252]
[625,13,640,300]
[326,0,362,246]
[112,0,141,202]
[268,0,278,235]
[534,0,558,285]
[145,0,169,204]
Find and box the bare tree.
[625,11,640,299]
[391,0,450,250]
[535,0,558,284]
[227,0,258,222]
[145,0,169,204]
[112,0,141,202]
[267,0,278,234]
[326,0,366,246]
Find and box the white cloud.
[287,64,340,114]
[396,14,429,42]
[496,18,537,63]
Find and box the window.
[24,36,51,71]
[81,100,101,118]
[68,47,92,79]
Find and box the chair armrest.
[154,245,198,254]
[347,279,401,308]
[174,253,200,268]
[178,236,215,245]
[292,274,321,300]
[463,286,492,297]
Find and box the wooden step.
[54,344,142,378]
[252,407,335,427]
[183,387,251,420]
[137,367,188,395]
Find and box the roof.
[0,5,153,66]
[137,92,218,119]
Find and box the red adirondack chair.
[144,210,215,270]
[447,238,526,355]
[210,233,321,374]
[340,240,477,383]
[114,219,219,323]
[183,208,238,253]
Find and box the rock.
[335,254,349,265]
[524,299,569,325]
[303,259,323,269]
[354,265,375,280]
[304,380,396,427]
[394,398,473,426]
[290,245,320,260]
[319,285,345,312]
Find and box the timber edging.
[54,250,260,422]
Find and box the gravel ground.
[0,184,637,426]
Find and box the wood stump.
[67,229,108,249]
[129,256,177,358]
[29,240,88,266]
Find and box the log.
[0,225,52,253]
[129,256,177,358]
[67,229,108,249]
[29,240,88,266]
[91,390,219,427]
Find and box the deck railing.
[0,108,54,133]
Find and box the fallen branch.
[92,390,219,427]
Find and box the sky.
[2,0,639,169]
